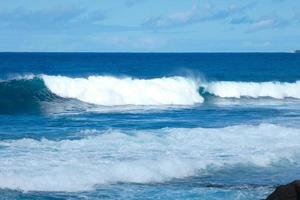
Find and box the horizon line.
[0,51,296,54]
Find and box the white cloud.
[142,2,256,29]
[247,17,288,32]
[0,6,106,30]
[142,3,250,29]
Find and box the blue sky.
[0,0,299,52]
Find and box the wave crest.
[42,75,203,106]
[204,81,300,99]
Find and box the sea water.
[0,53,300,199]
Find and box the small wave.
[0,124,299,192]
[204,81,300,99]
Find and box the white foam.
[204,81,300,99]
[42,75,203,106]
[0,124,300,192]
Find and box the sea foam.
[0,124,299,192]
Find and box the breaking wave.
[42,75,203,106]
[1,74,300,113]
[203,81,300,99]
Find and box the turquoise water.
[0,53,300,199]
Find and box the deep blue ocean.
[1,53,300,200]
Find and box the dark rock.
[295,50,300,53]
[266,180,300,200]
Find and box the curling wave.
[1,75,300,114]
[0,77,60,114]
[0,75,203,113]
[42,75,203,106]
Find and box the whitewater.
[42,75,203,105]
[1,124,300,192]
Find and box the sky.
[0,0,299,52]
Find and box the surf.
[0,124,299,192]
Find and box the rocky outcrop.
[266,180,300,200]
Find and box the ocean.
[0,53,300,199]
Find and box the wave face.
[204,81,300,99]
[0,77,59,113]
[0,124,299,192]
[42,75,203,106]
